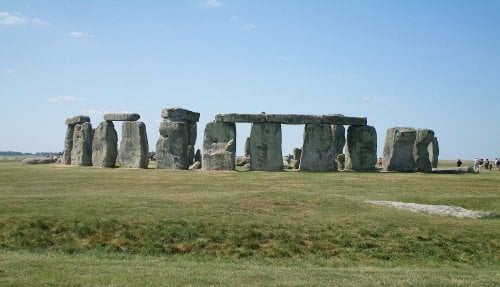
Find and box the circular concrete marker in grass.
[366,200,494,218]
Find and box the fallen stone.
[236,156,250,166]
[65,115,90,126]
[432,166,477,174]
[103,113,140,121]
[366,200,494,218]
[22,158,57,164]
[189,161,201,170]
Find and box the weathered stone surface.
[244,137,251,158]
[236,156,250,166]
[187,122,197,165]
[300,124,337,171]
[119,121,149,168]
[293,148,302,169]
[156,120,189,169]
[414,129,434,172]
[250,122,283,171]
[202,122,236,170]
[215,113,266,123]
[382,127,417,172]
[161,108,200,122]
[92,121,118,167]
[103,113,140,122]
[22,157,57,164]
[65,115,90,126]
[215,113,367,125]
[429,137,439,168]
[432,166,476,174]
[336,154,346,170]
[62,125,74,165]
[332,125,346,155]
[189,161,201,170]
[71,122,93,166]
[345,125,377,171]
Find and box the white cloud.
[204,0,223,7]
[47,96,84,103]
[0,11,27,26]
[31,17,50,27]
[229,15,239,22]
[2,69,14,76]
[242,23,256,30]
[362,95,386,104]
[69,31,86,38]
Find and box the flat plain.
[0,159,498,286]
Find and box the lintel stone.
[215,113,367,125]
[103,113,140,121]
[65,115,90,126]
[161,108,200,122]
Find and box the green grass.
[0,159,499,286]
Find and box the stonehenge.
[382,127,438,172]
[63,113,149,168]
[62,109,441,173]
[156,108,200,170]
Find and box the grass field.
[0,159,499,286]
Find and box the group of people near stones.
[469,158,500,172]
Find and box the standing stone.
[345,125,377,171]
[119,121,149,168]
[244,137,251,158]
[156,108,200,170]
[382,127,417,172]
[332,125,346,155]
[250,123,283,171]
[62,125,74,165]
[156,120,189,169]
[92,121,118,167]
[300,124,337,171]
[292,148,302,169]
[429,137,439,168]
[202,122,236,170]
[414,129,434,172]
[71,122,93,166]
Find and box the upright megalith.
[429,137,439,168]
[63,115,91,165]
[250,122,283,171]
[300,124,337,171]
[156,108,200,169]
[202,122,236,170]
[92,121,118,167]
[119,121,149,168]
[244,137,251,158]
[345,125,377,171]
[414,129,435,172]
[332,125,346,155]
[382,127,417,172]
[71,122,93,166]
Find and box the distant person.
[456,159,462,167]
[496,158,500,171]
[377,157,383,168]
[473,158,480,172]
[484,159,490,170]
[478,158,484,169]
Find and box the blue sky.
[1,0,499,160]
